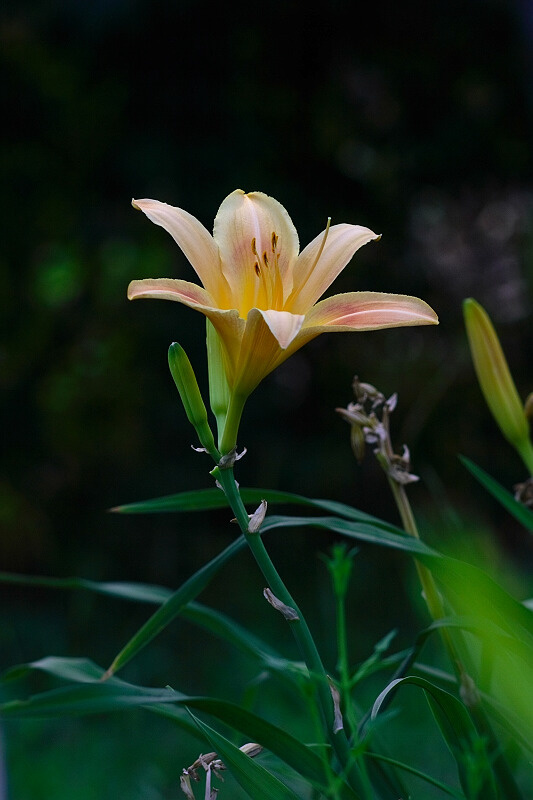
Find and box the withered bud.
[336,403,370,427]
[350,423,366,462]
[514,477,533,508]
[327,677,344,733]
[180,773,196,799]
[364,421,387,447]
[385,393,398,413]
[239,743,263,758]
[218,447,247,469]
[389,465,420,485]
[248,500,267,533]
[263,588,299,620]
[352,376,383,405]
[185,752,221,781]
[459,672,480,708]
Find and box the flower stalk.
[212,463,371,799]
[338,377,525,800]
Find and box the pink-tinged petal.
[132,199,231,303]
[232,309,288,395]
[213,190,299,313]
[127,278,245,383]
[302,292,439,331]
[127,278,215,308]
[258,309,305,349]
[289,224,380,313]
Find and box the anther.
[271,231,278,251]
[254,262,261,277]
[251,237,258,256]
[262,251,269,268]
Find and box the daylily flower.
[128,190,438,404]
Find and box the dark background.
[1,0,533,796]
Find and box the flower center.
[249,232,284,312]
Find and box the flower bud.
[463,299,531,462]
[168,342,218,458]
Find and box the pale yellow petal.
[127,278,215,307]
[258,309,305,349]
[289,224,380,313]
[213,190,299,313]
[302,292,439,331]
[232,309,289,395]
[127,277,245,384]
[132,198,230,303]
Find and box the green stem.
[387,477,524,800]
[335,593,374,798]
[213,464,370,799]
[219,392,247,454]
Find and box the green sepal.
[206,319,231,445]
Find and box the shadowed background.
[1,0,533,797]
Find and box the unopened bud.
[168,343,218,458]
[463,299,530,455]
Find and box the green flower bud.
[463,298,533,472]
[168,342,218,459]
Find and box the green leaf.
[0,658,185,717]
[0,572,305,685]
[105,535,246,676]
[180,698,359,800]
[372,676,496,799]
[1,656,107,685]
[0,656,355,798]
[0,571,172,604]
[260,515,533,640]
[112,487,399,532]
[365,752,466,799]
[181,603,304,681]
[459,456,533,531]
[188,711,304,800]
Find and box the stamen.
[254,262,261,277]
[309,217,331,274]
[251,237,259,257]
[271,231,278,252]
[262,251,270,268]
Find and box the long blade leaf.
[372,676,496,799]
[112,487,400,532]
[188,711,306,800]
[105,534,245,677]
[460,456,533,532]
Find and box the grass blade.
[460,456,533,532]
[104,535,245,677]
[188,711,306,800]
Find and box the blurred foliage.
[1,0,533,796]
